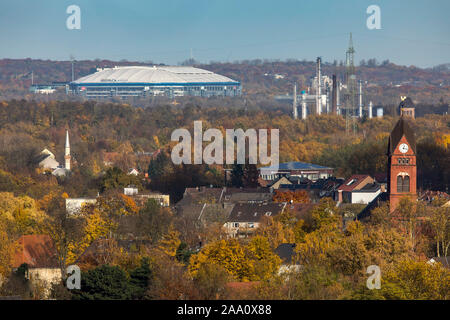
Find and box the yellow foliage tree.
[158,227,181,258]
[0,220,16,277]
[247,236,282,280]
[0,192,46,235]
[189,239,254,281]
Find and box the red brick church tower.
[387,115,417,212]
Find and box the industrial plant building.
[275,34,383,126]
[69,66,241,98]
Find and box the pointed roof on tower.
[388,117,416,155]
[65,129,70,148]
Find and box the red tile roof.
[13,235,58,268]
[337,174,372,192]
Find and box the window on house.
[233,223,239,228]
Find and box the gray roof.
[38,154,60,169]
[73,66,239,85]
[52,167,70,177]
[227,192,273,203]
[227,202,285,223]
[274,243,296,264]
[259,161,333,172]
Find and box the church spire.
[65,129,71,170]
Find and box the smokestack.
[316,57,321,115]
[301,91,307,119]
[358,80,363,118]
[326,88,330,114]
[293,83,298,119]
[332,74,337,114]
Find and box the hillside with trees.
[0,58,449,106]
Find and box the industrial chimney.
[316,57,321,115]
[293,83,298,119]
[332,74,337,114]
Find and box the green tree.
[99,167,142,193]
[230,164,244,187]
[72,265,133,300]
[243,164,259,188]
[148,151,170,179]
[129,257,152,299]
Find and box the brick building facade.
[387,117,417,212]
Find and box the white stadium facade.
[69,66,242,98]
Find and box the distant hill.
[0,58,448,105]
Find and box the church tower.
[398,96,415,119]
[65,129,71,170]
[387,111,417,212]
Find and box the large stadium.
[69,66,242,98]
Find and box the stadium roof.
[259,161,333,171]
[72,66,239,85]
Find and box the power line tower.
[70,55,75,82]
[344,33,357,135]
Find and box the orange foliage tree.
[272,190,310,203]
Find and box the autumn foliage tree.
[272,190,310,203]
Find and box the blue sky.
[0,0,449,67]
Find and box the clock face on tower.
[399,143,409,153]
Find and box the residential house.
[224,202,286,238]
[123,185,170,207]
[37,149,60,170]
[127,168,139,176]
[336,174,379,204]
[278,177,344,203]
[65,198,97,215]
[12,235,61,298]
[269,177,292,190]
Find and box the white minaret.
[65,129,71,170]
